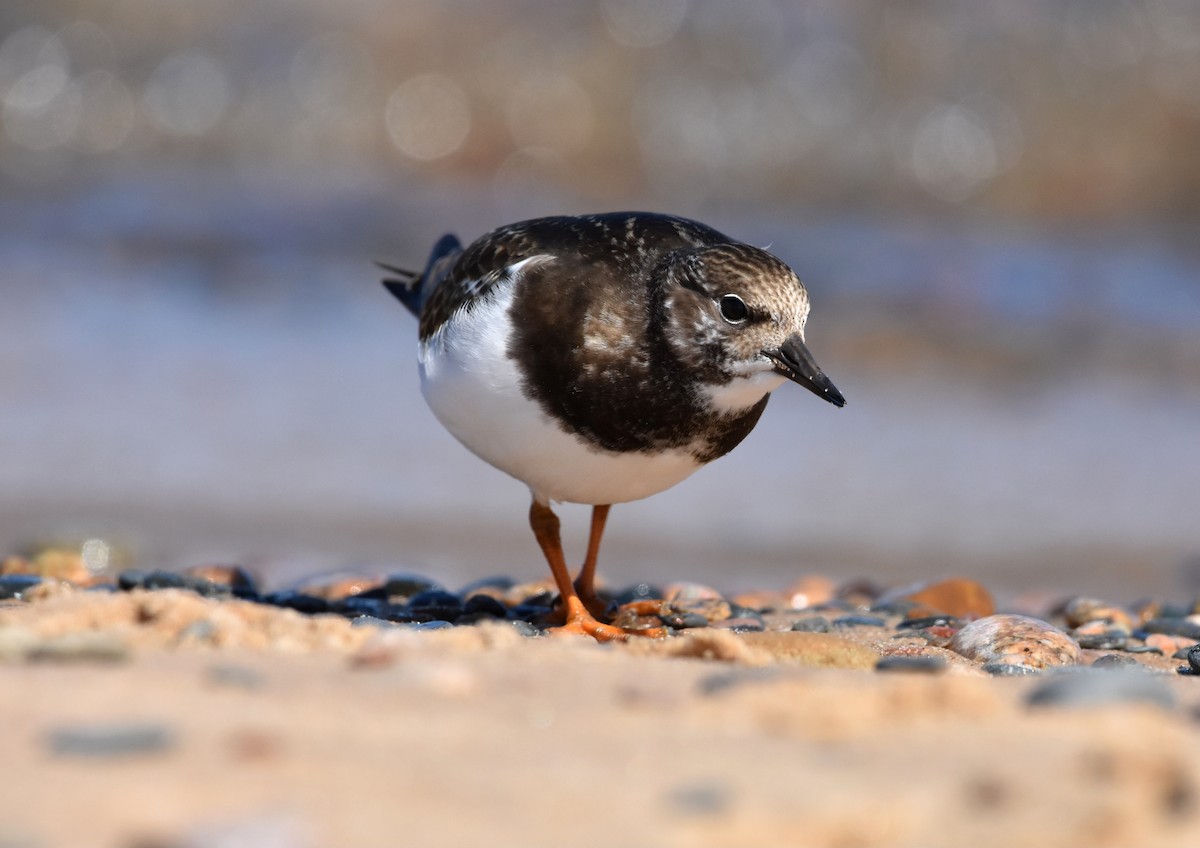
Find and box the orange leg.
[529,501,662,641]
[573,504,611,618]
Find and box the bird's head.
[660,242,846,411]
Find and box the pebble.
[260,591,331,615]
[183,564,259,597]
[710,617,764,633]
[791,616,831,633]
[1074,630,1128,651]
[729,590,786,611]
[669,597,732,623]
[1026,669,1176,710]
[982,662,1041,676]
[950,614,1081,670]
[0,574,42,601]
[118,569,186,591]
[832,614,888,629]
[1063,597,1134,633]
[350,615,398,629]
[1142,617,1200,640]
[384,572,445,601]
[1143,633,1196,656]
[507,620,542,638]
[875,654,947,674]
[296,573,385,601]
[1183,644,1200,676]
[897,614,961,630]
[660,611,709,629]
[7,549,91,583]
[884,577,995,619]
[1091,653,1143,670]
[406,589,465,621]
[462,594,508,618]
[47,722,176,757]
[663,582,724,603]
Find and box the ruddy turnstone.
[381,212,845,641]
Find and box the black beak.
[763,336,846,408]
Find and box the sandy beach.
[3,573,1200,848]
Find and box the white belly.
[418,282,703,505]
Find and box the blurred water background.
[3,0,1200,600]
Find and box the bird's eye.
[718,294,749,323]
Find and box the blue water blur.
[2,172,1198,599]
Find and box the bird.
[380,212,845,641]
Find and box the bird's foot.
[572,580,613,620]
[548,596,665,642]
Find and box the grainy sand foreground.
[2,586,1200,848]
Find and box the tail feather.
[378,233,462,318]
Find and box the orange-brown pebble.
[1143,633,1196,656]
[730,590,788,611]
[4,550,91,584]
[950,614,1081,670]
[1063,597,1134,633]
[898,577,995,619]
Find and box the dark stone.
[260,591,330,615]
[383,606,422,624]
[870,601,918,616]
[875,655,947,674]
[613,583,663,605]
[1028,669,1176,709]
[832,614,888,629]
[1076,632,1128,651]
[1188,644,1200,675]
[383,573,445,601]
[897,615,962,630]
[181,575,232,599]
[118,569,187,591]
[982,662,1041,676]
[508,604,552,622]
[332,597,389,619]
[727,604,765,623]
[660,611,709,629]
[406,589,464,621]
[463,594,508,618]
[47,723,175,757]
[712,617,764,633]
[1173,645,1199,660]
[0,574,41,600]
[1142,618,1200,640]
[791,616,831,633]
[1124,643,1163,654]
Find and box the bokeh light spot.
[143,51,233,136]
[385,72,471,161]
